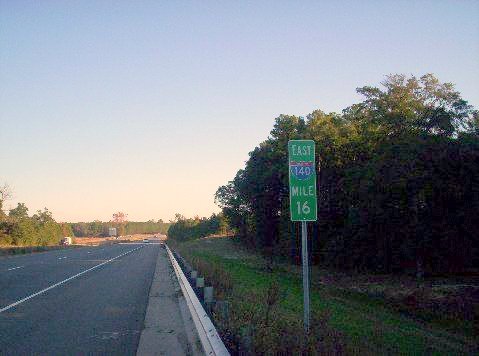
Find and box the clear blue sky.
[1,1,478,222]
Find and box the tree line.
[0,194,170,245]
[167,213,230,242]
[70,219,170,237]
[0,202,71,246]
[211,74,478,274]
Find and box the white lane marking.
[118,243,161,245]
[7,266,25,271]
[58,256,67,260]
[0,245,144,313]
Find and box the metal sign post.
[288,140,317,334]
[301,220,310,333]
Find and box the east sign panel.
[288,140,317,221]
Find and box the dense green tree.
[9,203,29,219]
[1,204,63,246]
[344,74,476,138]
[215,74,479,274]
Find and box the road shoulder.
[136,246,203,356]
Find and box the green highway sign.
[288,140,317,221]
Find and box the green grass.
[172,237,477,355]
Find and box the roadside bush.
[211,282,346,355]
[0,203,64,246]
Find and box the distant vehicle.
[143,239,149,243]
[60,237,72,245]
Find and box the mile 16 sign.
[288,140,317,221]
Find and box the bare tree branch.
[0,183,13,201]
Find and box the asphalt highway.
[0,243,161,355]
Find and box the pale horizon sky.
[1,1,478,222]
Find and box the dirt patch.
[75,233,165,246]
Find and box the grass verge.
[169,237,477,355]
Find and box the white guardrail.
[165,245,230,356]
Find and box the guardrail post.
[215,300,230,326]
[196,277,204,288]
[196,277,205,300]
[204,286,214,314]
[204,286,213,303]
